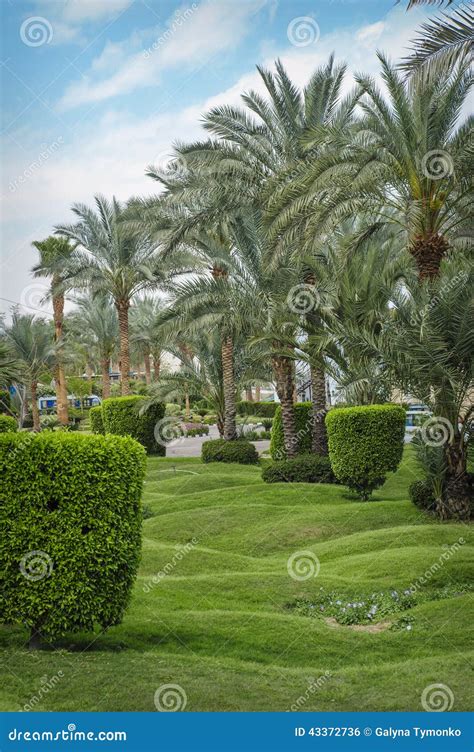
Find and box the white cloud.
[31,0,134,45]
[356,21,386,44]
[56,0,269,110]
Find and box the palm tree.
[266,55,473,281]
[31,236,75,425]
[130,296,166,385]
[56,196,166,395]
[401,1,473,77]
[2,313,56,431]
[71,294,118,399]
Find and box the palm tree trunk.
[52,290,69,426]
[144,349,151,385]
[437,441,471,521]
[31,380,40,432]
[272,354,297,459]
[255,385,261,402]
[246,387,253,402]
[410,233,449,280]
[116,300,130,396]
[101,358,111,399]
[152,350,161,381]
[222,336,237,441]
[185,391,191,420]
[310,362,328,455]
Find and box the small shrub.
[0,432,146,645]
[259,430,272,440]
[165,402,182,417]
[261,418,273,430]
[270,403,312,459]
[90,406,105,435]
[102,396,166,455]
[201,439,259,465]
[325,404,406,499]
[262,454,335,484]
[409,479,436,512]
[183,423,209,437]
[245,430,259,441]
[203,415,217,425]
[0,415,17,433]
[40,414,60,431]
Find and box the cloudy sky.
[0,0,430,319]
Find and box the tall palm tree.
[31,236,75,425]
[71,294,118,399]
[56,196,166,395]
[401,1,473,77]
[271,56,472,281]
[2,313,56,431]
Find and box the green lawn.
[1,448,473,712]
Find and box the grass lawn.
[1,447,473,712]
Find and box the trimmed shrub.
[262,454,336,484]
[0,432,146,644]
[0,389,11,414]
[90,406,105,435]
[326,404,406,499]
[409,479,436,512]
[237,401,277,417]
[184,424,209,437]
[0,414,17,433]
[102,396,166,455]
[270,402,312,459]
[201,439,259,465]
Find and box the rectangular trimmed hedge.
[270,402,312,459]
[102,396,166,455]
[237,401,277,417]
[0,432,146,644]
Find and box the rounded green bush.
[270,402,312,459]
[89,406,105,434]
[201,439,259,465]
[102,396,166,455]
[0,389,11,414]
[262,454,335,484]
[0,414,17,433]
[409,479,436,512]
[0,432,146,644]
[325,404,406,499]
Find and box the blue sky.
[0,0,430,318]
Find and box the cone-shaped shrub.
[102,395,165,455]
[325,404,406,499]
[0,432,146,646]
[0,414,17,432]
